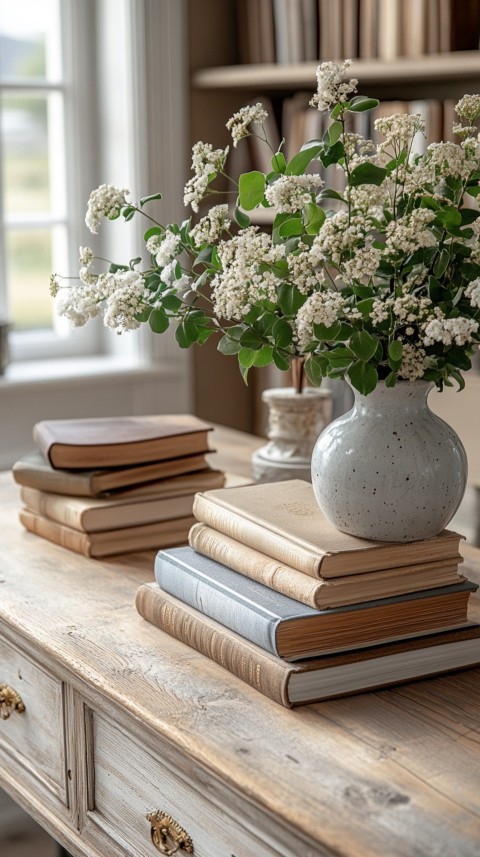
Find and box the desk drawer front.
[85,711,282,857]
[0,634,67,805]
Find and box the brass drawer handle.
[0,684,25,720]
[146,810,194,855]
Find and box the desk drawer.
[0,634,68,807]
[84,710,282,857]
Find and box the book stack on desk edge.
[14,414,225,557]
[135,479,480,707]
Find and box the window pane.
[1,92,50,215]
[5,228,53,330]
[0,0,61,81]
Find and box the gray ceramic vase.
[311,380,468,543]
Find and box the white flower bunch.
[52,61,480,395]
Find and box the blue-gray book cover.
[154,546,477,661]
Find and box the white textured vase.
[311,380,468,543]
[252,386,332,483]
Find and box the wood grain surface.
[1,426,480,857]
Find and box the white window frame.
[0,0,104,361]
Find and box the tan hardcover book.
[426,0,440,53]
[342,0,359,58]
[33,414,212,470]
[189,523,465,609]
[21,485,196,533]
[319,0,342,60]
[438,0,451,51]
[192,480,464,579]
[19,509,194,557]
[259,0,276,62]
[301,0,318,60]
[12,450,215,497]
[378,0,402,60]
[359,0,378,58]
[402,0,426,57]
[135,584,480,707]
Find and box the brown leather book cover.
[33,415,213,469]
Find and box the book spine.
[21,486,85,531]
[189,523,323,608]
[154,553,281,656]
[192,494,321,577]
[135,585,292,707]
[13,465,94,497]
[19,509,91,557]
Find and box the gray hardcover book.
[154,547,477,661]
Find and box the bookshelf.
[186,1,480,435]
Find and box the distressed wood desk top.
[1,426,480,857]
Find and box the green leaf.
[272,317,293,347]
[435,207,462,229]
[273,348,291,371]
[303,203,326,235]
[385,371,397,388]
[348,361,378,395]
[122,206,136,221]
[108,263,129,273]
[217,334,242,356]
[277,283,307,315]
[234,205,251,228]
[448,369,466,391]
[350,330,378,362]
[238,171,266,210]
[238,347,256,368]
[460,208,480,225]
[446,347,472,371]
[175,321,197,348]
[466,184,480,198]
[278,217,304,238]
[134,307,152,323]
[304,354,326,386]
[144,226,161,242]
[349,162,387,187]
[313,320,342,341]
[271,152,286,173]
[317,188,344,202]
[286,144,323,176]
[388,340,403,362]
[240,329,264,349]
[129,257,142,269]
[433,248,450,279]
[252,345,274,367]
[320,140,344,167]
[328,120,343,145]
[148,308,169,334]
[348,95,380,112]
[139,192,162,206]
[356,297,375,317]
[162,294,183,312]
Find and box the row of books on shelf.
[237,0,480,65]
[136,479,480,708]
[13,414,225,557]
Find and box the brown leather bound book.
[135,584,480,707]
[33,415,213,469]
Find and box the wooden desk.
[1,426,480,857]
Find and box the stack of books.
[14,415,225,557]
[136,479,480,707]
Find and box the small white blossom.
[466,277,480,308]
[310,210,366,268]
[374,113,425,154]
[310,60,358,112]
[423,315,479,347]
[85,184,129,234]
[155,231,181,268]
[342,245,381,282]
[103,271,148,333]
[79,246,94,266]
[385,209,436,256]
[146,235,161,254]
[190,204,231,245]
[183,142,229,212]
[226,102,268,147]
[295,290,346,348]
[212,227,284,320]
[288,246,324,295]
[455,94,480,124]
[265,174,324,214]
[399,342,428,381]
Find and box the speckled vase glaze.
[311,380,467,543]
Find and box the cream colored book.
[189,523,465,609]
[19,509,195,558]
[21,485,196,533]
[192,480,463,579]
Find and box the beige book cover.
[192,480,463,578]
[21,485,196,533]
[189,523,464,609]
[19,509,194,557]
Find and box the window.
[0,0,101,360]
